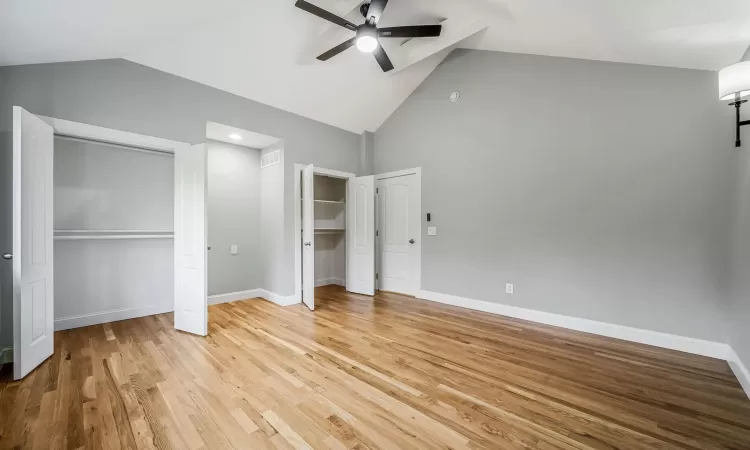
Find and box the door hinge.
[376,230,379,237]
[376,188,379,194]
[376,273,379,280]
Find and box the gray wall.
[375,49,735,341]
[359,131,375,175]
[260,144,287,295]
[0,58,361,302]
[207,140,261,296]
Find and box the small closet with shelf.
[312,174,347,286]
[298,164,375,310]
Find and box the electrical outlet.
[505,283,514,294]
[427,227,437,236]
[230,244,238,255]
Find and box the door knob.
[2,253,12,260]
[304,241,312,246]
[409,239,415,244]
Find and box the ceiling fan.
[295,0,442,72]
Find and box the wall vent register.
[261,149,281,168]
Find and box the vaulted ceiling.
[2,0,750,133]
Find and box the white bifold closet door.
[9,106,55,380]
[346,176,375,295]
[301,164,315,310]
[174,143,208,335]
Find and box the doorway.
[2,107,191,380]
[295,165,375,310]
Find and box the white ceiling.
[2,0,750,134]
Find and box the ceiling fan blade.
[317,37,357,61]
[373,45,394,72]
[378,25,442,38]
[295,0,357,31]
[366,0,389,24]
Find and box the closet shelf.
[314,228,345,234]
[314,200,345,205]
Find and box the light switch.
[230,244,238,255]
[427,227,437,236]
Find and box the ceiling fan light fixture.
[356,25,378,53]
[356,36,378,53]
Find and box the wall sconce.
[719,61,750,147]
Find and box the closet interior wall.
[206,140,262,297]
[314,175,346,287]
[54,136,174,329]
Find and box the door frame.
[293,164,355,304]
[375,167,422,296]
[38,115,188,155]
[32,113,189,323]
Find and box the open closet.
[312,174,347,288]
[299,165,374,310]
[54,135,175,331]
[2,106,208,380]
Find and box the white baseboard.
[258,289,299,307]
[418,290,729,360]
[209,289,264,305]
[56,288,299,331]
[55,304,174,331]
[315,277,345,287]
[726,348,750,400]
[209,288,299,307]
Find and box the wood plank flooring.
[1,285,749,449]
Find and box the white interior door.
[174,143,207,335]
[346,176,375,295]
[377,173,420,296]
[302,165,315,310]
[11,106,55,380]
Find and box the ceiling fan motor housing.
[357,23,378,40]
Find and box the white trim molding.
[315,277,345,287]
[209,288,299,307]
[56,288,299,331]
[418,289,729,359]
[726,348,750,400]
[55,305,174,331]
[208,289,264,305]
[38,115,188,153]
[0,347,12,365]
[375,167,421,180]
[258,289,299,307]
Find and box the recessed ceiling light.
[229,133,242,140]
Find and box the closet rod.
[55,234,174,241]
[54,229,174,234]
[54,134,176,157]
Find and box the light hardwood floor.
[1,285,749,449]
